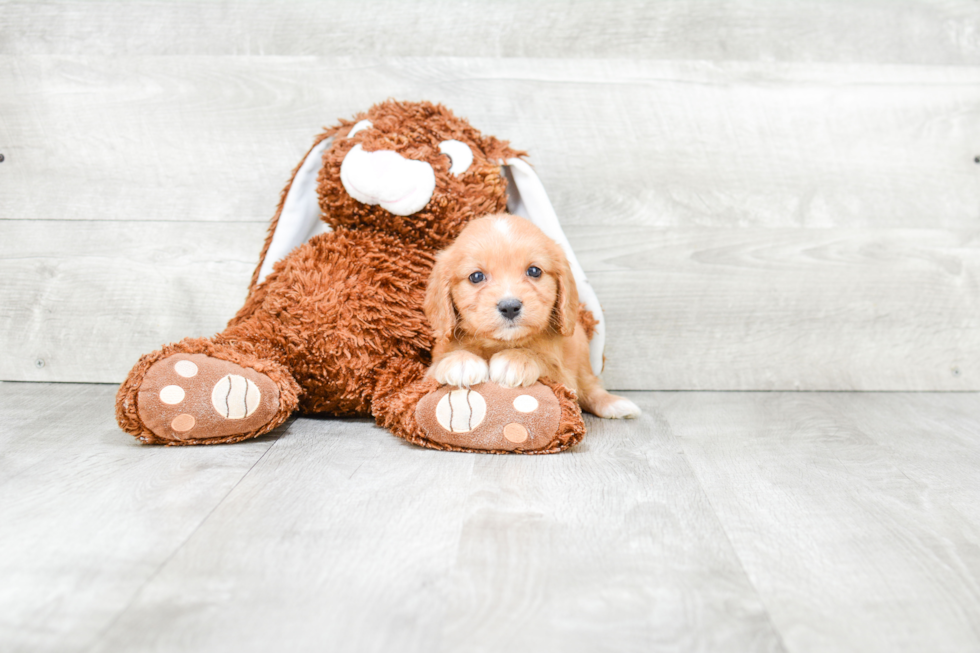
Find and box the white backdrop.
[1,0,978,390]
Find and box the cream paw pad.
[416,382,560,453]
[137,353,279,442]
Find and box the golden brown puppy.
[425,214,641,419]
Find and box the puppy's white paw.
[432,351,489,388]
[595,398,642,419]
[489,351,541,388]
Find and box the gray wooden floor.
[2,383,979,652]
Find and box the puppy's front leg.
[430,350,490,387]
[489,350,542,388]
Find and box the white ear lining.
[257,137,334,285]
[504,158,606,376]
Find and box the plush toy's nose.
[340,144,436,216]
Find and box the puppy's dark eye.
[469,271,485,284]
[526,266,542,278]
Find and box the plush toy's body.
[115,101,600,453]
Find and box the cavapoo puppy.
[424,214,641,419]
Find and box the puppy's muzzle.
[497,298,523,321]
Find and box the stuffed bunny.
[115,100,605,453]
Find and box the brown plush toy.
[116,100,607,453]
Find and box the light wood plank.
[581,226,980,392]
[437,409,785,652]
[87,412,479,653]
[0,220,262,383]
[2,0,978,65]
[3,221,977,391]
[658,391,980,653]
[0,382,281,653]
[85,394,785,653]
[2,57,978,230]
[821,393,980,524]
[6,384,980,651]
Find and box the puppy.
[424,214,641,419]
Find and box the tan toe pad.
[137,354,279,442]
[416,383,560,453]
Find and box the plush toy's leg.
[372,360,585,454]
[116,337,300,445]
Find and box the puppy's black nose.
[497,298,523,320]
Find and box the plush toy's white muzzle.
[340,144,436,216]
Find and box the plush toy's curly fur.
[115,100,587,453]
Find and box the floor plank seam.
[79,425,289,653]
[0,385,111,491]
[667,423,793,653]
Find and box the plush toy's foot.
[126,352,286,445]
[414,380,585,454]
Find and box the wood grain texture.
[5,384,980,652]
[83,392,784,653]
[2,0,979,65]
[437,412,784,653]
[3,220,976,391]
[2,57,978,230]
[0,382,281,653]
[657,391,980,653]
[3,8,979,392]
[86,413,480,653]
[577,226,980,391]
[0,220,262,383]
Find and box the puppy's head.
[425,214,578,343]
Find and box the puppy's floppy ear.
[424,251,457,341]
[551,250,579,337]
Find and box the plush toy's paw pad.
[416,383,560,452]
[137,354,279,442]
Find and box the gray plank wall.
[1,1,978,390]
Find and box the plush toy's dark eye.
[469,271,485,284]
[526,266,542,278]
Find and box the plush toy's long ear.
[250,135,334,290]
[423,252,457,342]
[503,158,605,375]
